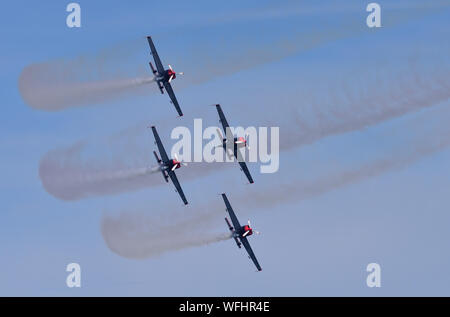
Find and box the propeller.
[174,153,188,167]
[167,65,174,83]
[247,219,260,235]
[169,64,184,75]
[235,135,250,150]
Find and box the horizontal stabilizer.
[153,150,161,163]
[225,217,233,231]
[234,237,242,248]
[149,61,157,75]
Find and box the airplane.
[215,104,254,184]
[146,36,184,117]
[222,193,262,271]
[151,126,188,205]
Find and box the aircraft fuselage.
[153,150,181,182]
[229,224,253,238]
[155,69,176,83]
[221,136,247,154]
[160,159,181,171]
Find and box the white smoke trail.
[101,208,231,259]
[19,59,155,111]
[280,65,450,150]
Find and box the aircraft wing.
[168,170,188,205]
[240,236,262,271]
[215,104,233,140]
[147,36,165,74]
[163,82,183,116]
[151,126,170,164]
[238,161,254,184]
[222,193,241,230]
[233,149,254,184]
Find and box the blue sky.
[1,1,450,296]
